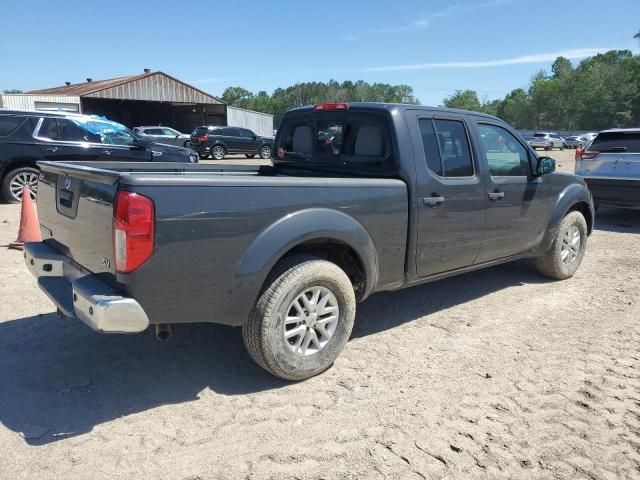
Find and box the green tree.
[2,89,22,94]
[221,87,254,109]
[442,90,482,111]
[497,88,533,129]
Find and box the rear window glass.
[275,111,393,173]
[590,132,640,153]
[0,116,25,136]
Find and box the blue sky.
[1,0,639,105]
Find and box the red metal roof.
[27,72,153,96]
[26,71,223,104]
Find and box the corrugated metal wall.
[0,94,81,111]
[227,106,274,137]
[84,74,222,104]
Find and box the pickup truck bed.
[34,161,408,330]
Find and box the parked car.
[190,126,272,160]
[132,126,191,148]
[528,132,565,150]
[564,136,588,149]
[24,102,594,380]
[0,109,198,203]
[575,128,640,209]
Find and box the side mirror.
[132,138,149,150]
[536,156,556,175]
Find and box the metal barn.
[0,70,273,136]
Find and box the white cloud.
[347,0,514,40]
[363,48,612,72]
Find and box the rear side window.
[590,132,640,153]
[0,116,25,136]
[145,128,163,135]
[275,111,393,172]
[419,119,473,177]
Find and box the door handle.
[102,150,112,156]
[44,147,59,153]
[488,191,505,201]
[423,195,445,207]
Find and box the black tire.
[545,146,551,151]
[259,145,272,159]
[1,166,39,203]
[211,145,226,160]
[183,140,191,148]
[534,211,588,280]
[245,154,256,158]
[242,256,356,381]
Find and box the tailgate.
[36,162,119,276]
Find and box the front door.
[472,122,551,262]
[407,112,487,277]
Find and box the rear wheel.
[211,145,226,160]
[534,211,588,280]
[1,167,39,203]
[259,145,272,159]
[242,256,356,380]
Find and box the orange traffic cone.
[9,186,42,250]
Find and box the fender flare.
[231,208,379,315]
[538,183,594,253]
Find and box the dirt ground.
[0,150,639,479]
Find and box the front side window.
[478,124,530,176]
[161,128,178,136]
[240,129,255,138]
[57,118,136,145]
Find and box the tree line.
[443,49,640,131]
[221,81,419,125]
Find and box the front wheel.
[534,211,588,280]
[259,145,272,159]
[211,145,226,160]
[242,256,356,380]
[1,166,39,203]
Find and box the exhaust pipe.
[155,324,172,342]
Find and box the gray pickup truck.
[24,103,594,380]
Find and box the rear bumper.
[24,242,150,333]
[584,177,640,209]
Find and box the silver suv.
[575,128,640,209]
[133,126,191,148]
[528,132,565,150]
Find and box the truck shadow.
[593,207,640,234]
[0,261,551,446]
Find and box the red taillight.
[313,102,349,111]
[579,150,599,160]
[113,191,154,273]
[198,134,208,143]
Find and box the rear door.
[472,121,551,262]
[223,128,244,153]
[406,111,487,277]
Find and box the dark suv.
[0,109,198,202]
[190,126,272,160]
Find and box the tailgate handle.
[59,189,74,208]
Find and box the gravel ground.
[0,151,639,479]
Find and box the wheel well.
[1,160,38,182]
[570,202,593,234]
[271,240,367,299]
